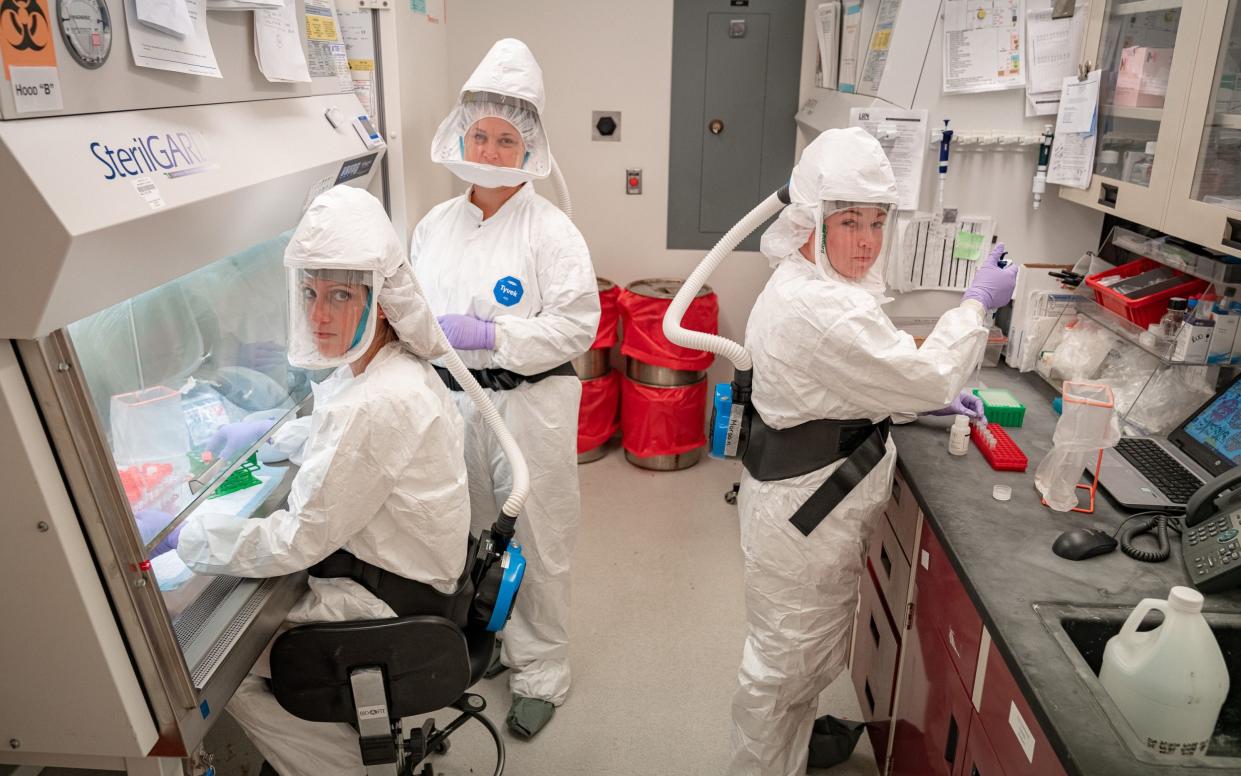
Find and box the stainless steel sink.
[1034,603,1241,769]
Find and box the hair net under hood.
[285,186,447,364]
[759,127,899,297]
[431,38,551,188]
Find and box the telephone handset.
[1181,468,1241,593]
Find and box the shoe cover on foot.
[807,715,866,768]
[506,694,555,738]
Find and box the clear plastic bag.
[1036,382,1120,512]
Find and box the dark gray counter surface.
[891,367,1241,776]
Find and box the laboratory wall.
[794,2,1104,318]
[392,7,455,239]
[444,0,773,389]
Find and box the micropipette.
[937,119,954,216]
[1032,124,1054,210]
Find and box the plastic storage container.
[1100,587,1229,758]
[1085,258,1208,329]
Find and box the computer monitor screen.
[1182,377,1241,466]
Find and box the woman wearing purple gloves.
[727,128,1018,775]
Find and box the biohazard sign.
[1,0,57,80]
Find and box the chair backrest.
[271,615,472,721]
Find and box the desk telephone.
[1183,469,1241,594]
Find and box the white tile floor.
[7,448,878,776]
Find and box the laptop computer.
[1092,371,1241,511]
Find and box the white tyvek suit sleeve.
[492,216,599,374]
[176,392,413,578]
[796,296,988,417]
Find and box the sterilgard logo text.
[90,131,215,180]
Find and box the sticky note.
[954,231,985,261]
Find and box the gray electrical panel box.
[667,0,803,251]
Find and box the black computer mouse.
[1052,528,1119,561]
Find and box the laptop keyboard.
[1115,438,1204,504]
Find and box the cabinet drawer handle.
[880,544,893,578]
[945,713,959,764]
[1223,218,1241,252]
[869,615,881,647]
[1098,183,1118,208]
[864,679,875,713]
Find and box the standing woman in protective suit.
[412,38,599,738]
[171,186,472,776]
[727,128,1017,776]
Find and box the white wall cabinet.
[1061,1,1241,261]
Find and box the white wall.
[385,6,455,239]
[434,0,1104,386]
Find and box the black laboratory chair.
[266,533,517,776]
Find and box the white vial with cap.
[948,415,970,456]
[1099,586,1229,759]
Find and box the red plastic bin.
[1084,258,1207,329]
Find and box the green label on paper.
[410,0,425,12]
[953,231,985,261]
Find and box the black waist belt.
[434,362,576,392]
[308,546,474,626]
[742,414,891,537]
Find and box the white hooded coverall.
[176,187,470,776]
[728,129,990,776]
[415,39,599,705]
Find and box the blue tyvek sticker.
[199,700,211,719]
[494,276,524,307]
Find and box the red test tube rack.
[970,423,1028,472]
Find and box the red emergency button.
[628,177,639,187]
[139,560,153,571]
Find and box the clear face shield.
[285,267,382,370]
[812,201,896,291]
[430,92,550,188]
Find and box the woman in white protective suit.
[411,38,599,738]
[728,128,1017,776]
[173,186,471,776]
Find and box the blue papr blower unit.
[486,542,525,632]
[710,370,753,460]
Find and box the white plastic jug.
[1099,587,1230,758]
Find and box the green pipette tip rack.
[972,388,1026,428]
[209,453,262,498]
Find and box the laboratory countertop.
[891,367,1241,776]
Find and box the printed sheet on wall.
[888,213,994,293]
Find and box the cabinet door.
[917,523,983,697]
[888,467,920,561]
[1165,1,1241,257]
[852,563,901,763]
[962,713,1007,776]
[890,584,972,776]
[869,511,913,623]
[1059,0,1208,227]
[976,641,1069,776]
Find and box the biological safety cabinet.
[0,2,389,772]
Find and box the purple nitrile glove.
[923,391,987,423]
[437,314,496,351]
[206,420,272,460]
[134,509,182,557]
[962,242,1019,311]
